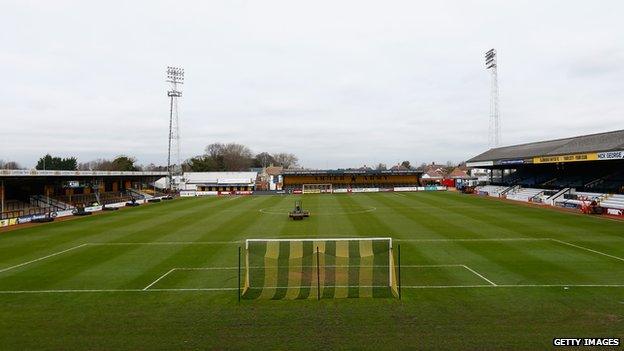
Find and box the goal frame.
[302,183,333,194]
[243,237,396,296]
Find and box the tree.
[36,154,77,170]
[143,163,168,172]
[375,163,387,171]
[184,155,219,172]
[273,153,299,169]
[221,143,253,171]
[110,156,139,171]
[400,160,412,170]
[252,152,276,168]
[0,160,22,170]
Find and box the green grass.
[0,192,623,350]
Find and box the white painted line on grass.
[143,268,176,290]
[1,284,624,294]
[0,288,239,294]
[87,241,242,245]
[462,265,497,286]
[395,238,549,242]
[0,244,88,274]
[149,287,238,291]
[549,239,624,262]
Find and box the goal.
[302,183,332,194]
[242,237,398,300]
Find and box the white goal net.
[242,237,398,300]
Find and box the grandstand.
[0,170,166,226]
[282,169,423,193]
[467,130,624,216]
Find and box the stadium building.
[467,130,624,216]
[282,169,430,194]
[178,172,257,196]
[0,170,167,226]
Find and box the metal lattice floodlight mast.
[485,49,500,147]
[166,66,184,191]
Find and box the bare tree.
[272,153,299,169]
[222,143,253,171]
[0,160,23,170]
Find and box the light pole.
[485,49,500,147]
[166,66,184,192]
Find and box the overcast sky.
[1,0,623,169]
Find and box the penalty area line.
[549,239,624,262]
[143,268,176,290]
[462,265,497,286]
[0,244,89,274]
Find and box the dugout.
[467,130,624,194]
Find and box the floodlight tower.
[485,49,500,147]
[166,66,184,191]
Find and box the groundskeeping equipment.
[288,200,309,220]
[240,237,399,300]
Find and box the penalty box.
[0,238,623,292]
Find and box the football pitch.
[0,192,622,350]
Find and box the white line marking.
[549,239,624,262]
[246,237,391,242]
[1,284,623,294]
[403,284,624,289]
[395,193,407,197]
[462,265,497,286]
[0,288,239,294]
[143,268,176,290]
[395,238,549,242]
[176,265,462,270]
[404,285,494,289]
[148,287,238,291]
[0,244,88,274]
[88,241,241,245]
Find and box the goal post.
[302,184,332,194]
[242,237,398,300]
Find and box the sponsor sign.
[466,161,494,167]
[17,215,33,224]
[56,210,74,218]
[497,159,525,165]
[394,187,419,192]
[597,150,624,160]
[197,191,218,196]
[84,205,103,212]
[606,208,623,216]
[351,188,379,193]
[0,219,9,227]
[533,153,598,164]
[106,202,127,208]
[332,188,349,193]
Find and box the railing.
[30,195,73,210]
